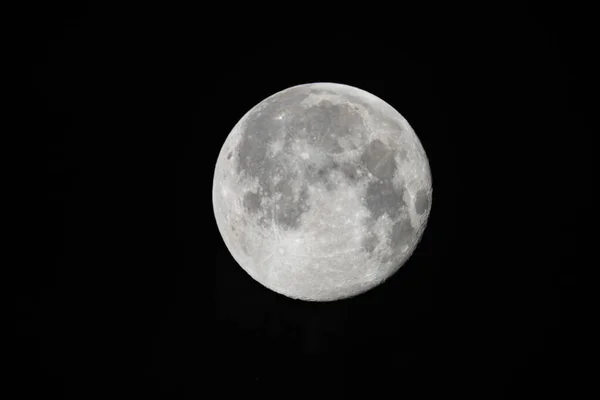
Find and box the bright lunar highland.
[213,82,432,301]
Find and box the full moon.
[213,82,432,301]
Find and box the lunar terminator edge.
[213,82,432,301]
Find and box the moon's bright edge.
[213,82,432,301]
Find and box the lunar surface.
[213,82,432,301]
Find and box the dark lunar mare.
[237,89,369,231]
[364,179,405,220]
[236,88,310,231]
[237,87,413,254]
[414,188,429,215]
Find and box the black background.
[19,3,592,399]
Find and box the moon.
[213,82,432,301]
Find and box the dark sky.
[20,3,591,399]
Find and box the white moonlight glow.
[213,82,432,301]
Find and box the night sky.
[19,3,591,398]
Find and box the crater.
[364,179,406,220]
